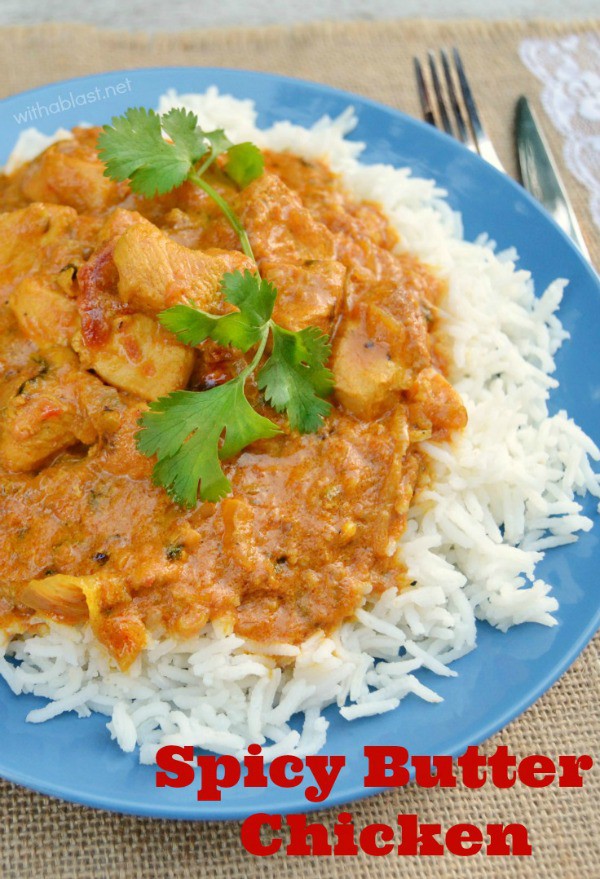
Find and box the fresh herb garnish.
[98,107,334,506]
[97,107,261,198]
[160,270,278,354]
[165,543,184,561]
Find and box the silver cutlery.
[516,95,590,261]
[414,48,590,260]
[414,48,505,173]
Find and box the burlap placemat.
[0,18,598,879]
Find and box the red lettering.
[304,755,346,802]
[487,823,532,856]
[445,823,483,855]
[456,745,488,789]
[558,754,593,787]
[155,745,195,788]
[397,814,444,855]
[286,814,332,855]
[270,755,304,788]
[517,755,556,788]
[359,823,394,856]
[333,812,359,855]
[240,813,282,856]
[488,746,517,789]
[244,744,268,788]
[196,754,240,801]
[412,755,457,788]
[364,746,410,787]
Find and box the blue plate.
[0,68,598,821]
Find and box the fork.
[414,48,505,174]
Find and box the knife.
[516,95,590,262]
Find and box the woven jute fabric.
[0,18,598,879]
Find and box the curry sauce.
[0,129,466,668]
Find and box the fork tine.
[428,51,452,135]
[440,49,476,151]
[452,48,484,144]
[452,47,505,172]
[414,58,435,127]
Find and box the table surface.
[0,15,598,879]
[0,0,598,30]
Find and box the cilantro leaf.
[224,142,265,188]
[258,325,334,433]
[220,269,277,333]
[98,107,207,197]
[158,305,224,347]
[161,107,208,162]
[204,129,233,157]
[100,104,335,507]
[137,380,280,505]
[159,270,277,353]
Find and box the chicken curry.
[0,127,466,668]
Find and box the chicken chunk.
[74,210,154,350]
[333,313,406,420]
[97,207,154,244]
[406,366,468,442]
[73,312,194,400]
[260,257,345,334]
[77,215,233,389]
[238,173,346,333]
[333,281,430,420]
[0,304,37,377]
[239,173,336,262]
[0,203,80,304]
[113,222,252,315]
[9,274,79,348]
[0,347,121,472]
[19,127,125,213]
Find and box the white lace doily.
[520,33,600,231]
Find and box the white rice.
[2,88,599,764]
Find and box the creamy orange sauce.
[0,128,466,667]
